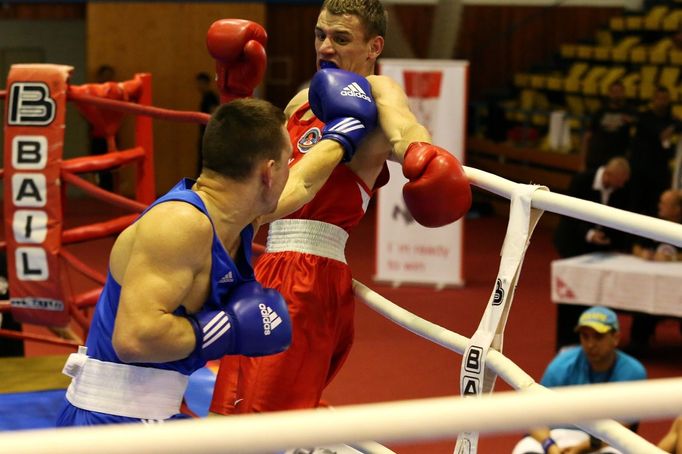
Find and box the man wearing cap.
[512,306,647,454]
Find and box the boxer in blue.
[57,98,295,426]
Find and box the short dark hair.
[202,98,287,181]
[322,0,387,39]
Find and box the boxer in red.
[208,0,472,414]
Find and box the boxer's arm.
[253,88,322,230]
[367,74,471,227]
[259,69,379,225]
[527,427,560,454]
[367,75,431,161]
[258,139,345,225]
[112,202,211,363]
[658,416,681,453]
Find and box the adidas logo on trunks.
[340,82,371,102]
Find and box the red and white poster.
[3,64,71,326]
[375,59,468,287]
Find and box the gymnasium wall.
[0,2,623,194]
[87,2,266,192]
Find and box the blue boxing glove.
[308,68,377,162]
[187,280,292,361]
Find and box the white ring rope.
[2,167,678,453]
[464,166,682,247]
[352,280,665,454]
[0,378,678,453]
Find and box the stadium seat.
[612,36,641,62]
[644,5,669,30]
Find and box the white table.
[551,252,682,317]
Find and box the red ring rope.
[67,91,211,124]
[1,72,215,347]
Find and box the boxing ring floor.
[3,198,681,453]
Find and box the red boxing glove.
[402,142,472,227]
[206,19,267,103]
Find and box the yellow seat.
[672,104,682,119]
[531,112,549,127]
[630,45,648,63]
[625,15,644,31]
[563,62,590,93]
[640,66,660,99]
[530,74,547,89]
[610,16,625,31]
[560,44,577,59]
[595,29,614,47]
[598,67,626,96]
[660,66,680,101]
[671,49,682,65]
[546,72,564,91]
[567,62,589,80]
[592,29,614,61]
[567,117,583,130]
[621,72,641,98]
[641,65,659,84]
[662,10,682,31]
[514,73,531,88]
[520,89,536,111]
[593,47,612,61]
[612,36,641,62]
[650,38,673,64]
[581,66,609,96]
[641,83,656,100]
[576,45,594,60]
[644,5,669,30]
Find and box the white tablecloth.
[551,252,682,317]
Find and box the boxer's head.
[315,0,387,76]
[202,98,291,213]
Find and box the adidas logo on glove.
[259,304,283,335]
[340,83,372,102]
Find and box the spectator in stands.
[554,157,632,349]
[512,306,647,454]
[582,81,635,170]
[632,188,682,261]
[628,188,682,353]
[629,86,681,217]
[659,416,682,453]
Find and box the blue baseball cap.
[575,306,619,333]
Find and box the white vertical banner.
[375,59,468,288]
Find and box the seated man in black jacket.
[553,157,631,350]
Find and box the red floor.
[17,200,682,453]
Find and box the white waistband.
[266,219,349,264]
[62,346,189,420]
